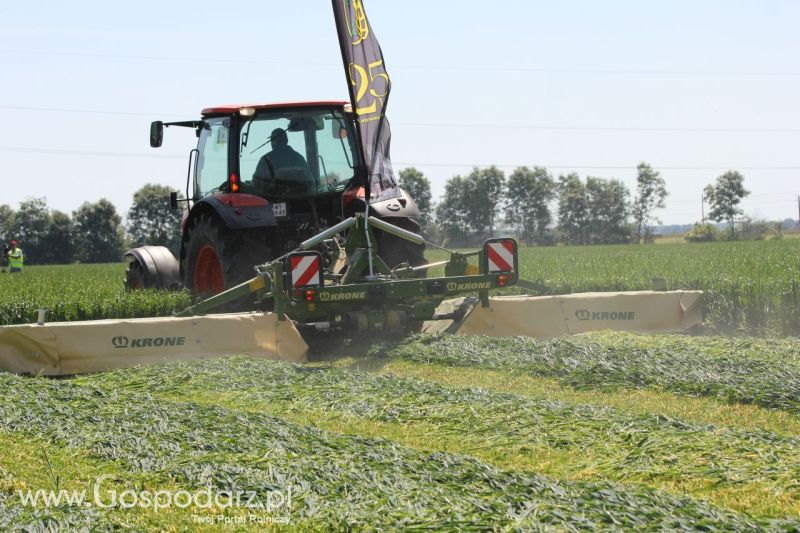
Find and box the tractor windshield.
[238,108,359,199]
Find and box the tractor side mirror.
[169,191,179,210]
[150,121,164,148]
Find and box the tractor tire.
[183,215,272,297]
[124,245,181,291]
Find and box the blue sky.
[1,0,798,225]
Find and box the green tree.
[631,162,668,243]
[0,204,15,242]
[556,173,589,244]
[11,198,51,263]
[684,222,718,243]
[398,167,433,231]
[504,166,556,245]
[435,175,471,246]
[585,177,630,244]
[704,171,750,239]
[436,167,506,245]
[474,166,505,239]
[39,210,75,264]
[127,184,183,254]
[73,199,124,263]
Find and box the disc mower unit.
[0,313,306,377]
[175,214,521,332]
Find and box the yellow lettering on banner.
[349,63,373,114]
[368,60,389,100]
[348,60,390,117]
[351,0,369,45]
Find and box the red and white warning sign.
[289,253,322,288]
[485,239,516,272]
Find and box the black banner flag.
[331,0,398,202]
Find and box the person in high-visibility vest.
[7,239,23,273]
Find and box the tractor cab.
[151,102,367,207]
[137,102,424,295]
[197,102,362,203]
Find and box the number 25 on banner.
[349,60,389,116]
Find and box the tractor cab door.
[195,117,231,199]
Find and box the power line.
[0,49,335,68]
[2,105,799,134]
[3,49,800,77]
[393,161,800,171]
[0,146,182,159]
[399,122,800,133]
[2,145,799,171]
[0,105,183,118]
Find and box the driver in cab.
[253,128,310,190]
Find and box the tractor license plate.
[272,202,287,218]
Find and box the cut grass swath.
[86,356,800,518]
[385,333,800,413]
[0,371,793,530]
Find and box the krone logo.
[574,309,636,321]
[112,336,186,349]
[446,281,492,292]
[112,336,129,348]
[318,291,367,302]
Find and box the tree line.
[400,165,753,246]
[0,185,181,265]
[0,166,755,265]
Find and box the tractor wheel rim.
[194,245,224,294]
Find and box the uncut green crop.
[3,240,799,336]
[430,239,800,336]
[0,370,792,531]
[511,240,800,336]
[0,263,190,325]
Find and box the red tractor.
[125,101,425,295]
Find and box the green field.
[515,240,800,336]
[1,240,800,529]
[0,263,190,325]
[2,238,799,335]
[1,333,800,530]
[432,239,800,336]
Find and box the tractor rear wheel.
[183,215,272,297]
[123,245,181,291]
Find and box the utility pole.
[797,195,800,229]
[701,193,705,223]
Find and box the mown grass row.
[0,370,792,531]
[383,332,800,413]
[0,263,190,325]
[368,359,800,437]
[85,356,800,518]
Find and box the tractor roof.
[201,101,349,116]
